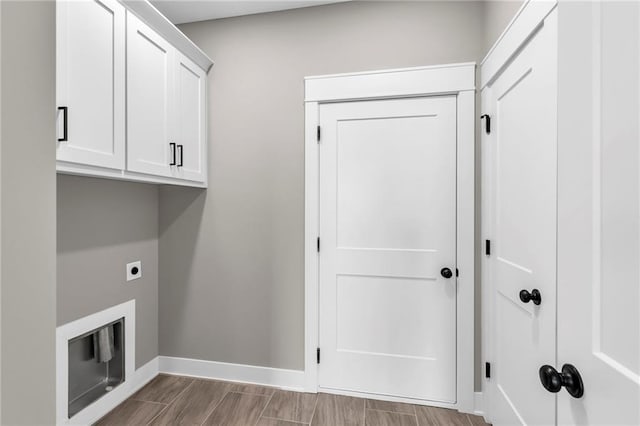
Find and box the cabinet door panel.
[127,12,174,177]
[174,52,206,183]
[56,0,125,169]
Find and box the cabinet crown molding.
[122,0,214,73]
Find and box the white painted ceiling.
[150,0,350,24]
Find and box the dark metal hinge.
[485,239,491,256]
[317,348,321,364]
[317,125,321,142]
[480,114,491,134]
[317,237,320,253]
[485,362,491,378]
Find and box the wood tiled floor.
[95,374,490,426]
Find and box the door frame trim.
[303,63,476,413]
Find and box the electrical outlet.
[126,261,142,282]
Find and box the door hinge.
[480,114,491,134]
[317,348,321,364]
[485,362,491,378]
[485,239,491,256]
[317,125,321,142]
[317,237,320,253]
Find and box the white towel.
[93,326,115,363]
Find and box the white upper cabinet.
[173,52,207,183]
[126,13,175,178]
[56,0,212,187]
[56,0,125,170]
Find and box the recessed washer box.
[126,261,142,281]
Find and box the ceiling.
[150,0,350,24]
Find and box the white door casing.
[484,7,558,426]
[127,12,174,178]
[304,64,475,412]
[557,2,640,425]
[56,0,125,169]
[318,96,457,402]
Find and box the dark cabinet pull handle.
[169,143,176,166]
[58,106,68,142]
[177,144,183,167]
[539,364,584,398]
[519,289,542,305]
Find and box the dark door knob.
[440,267,453,279]
[539,364,584,398]
[519,289,542,305]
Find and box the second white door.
[318,96,457,402]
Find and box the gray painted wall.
[57,175,159,368]
[1,1,57,423]
[159,1,486,374]
[483,1,524,55]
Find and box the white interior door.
[56,0,125,169]
[318,96,457,403]
[557,2,640,425]
[173,51,206,183]
[127,12,174,178]
[486,10,558,426]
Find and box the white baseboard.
[473,391,484,416]
[132,356,160,394]
[62,356,159,425]
[158,356,305,392]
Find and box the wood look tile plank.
[149,379,229,425]
[365,399,416,415]
[94,399,166,426]
[365,409,418,426]
[226,382,276,396]
[131,374,194,404]
[415,405,471,426]
[202,391,270,426]
[467,413,490,426]
[257,418,308,426]
[311,393,365,426]
[262,390,317,423]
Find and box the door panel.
[173,52,206,183]
[557,2,640,425]
[488,9,557,426]
[127,12,174,177]
[319,96,457,402]
[56,0,125,169]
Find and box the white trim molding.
[56,300,158,425]
[473,391,484,416]
[121,0,213,72]
[304,63,476,413]
[159,356,306,391]
[305,63,475,102]
[480,0,557,89]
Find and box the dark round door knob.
[440,267,453,279]
[519,289,542,305]
[539,364,584,398]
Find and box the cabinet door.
[173,52,207,183]
[56,0,125,169]
[127,12,174,178]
